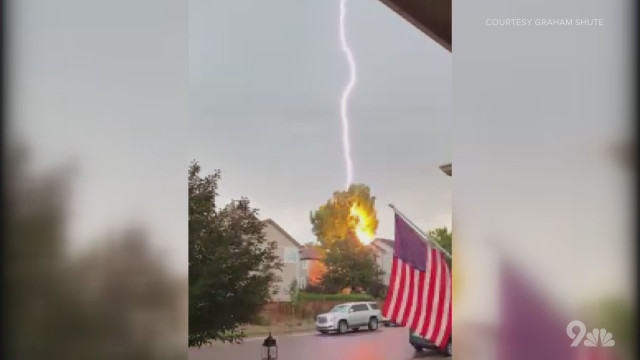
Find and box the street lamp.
[261,333,278,360]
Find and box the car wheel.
[368,317,379,331]
[413,345,423,352]
[337,320,348,334]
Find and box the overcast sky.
[190,0,451,244]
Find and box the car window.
[369,303,380,310]
[352,304,368,312]
[331,305,350,313]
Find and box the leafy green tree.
[310,184,381,296]
[429,226,452,267]
[189,161,282,347]
[320,235,383,293]
[310,184,378,248]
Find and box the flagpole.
[388,203,452,258]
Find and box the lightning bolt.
[339,0,356,190]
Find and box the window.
[332,305,350,313]
[352,304,368,312]
[299,277,306,289]
[284,247,298,264]
[301,260,308,270]
[369,303,380,310]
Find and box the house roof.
[369,242,387,254]
[262,218,302,248]
[299,246,323,260]
[373,238,395,249]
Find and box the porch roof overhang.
[439,163,452,176]
[377,0,451,52]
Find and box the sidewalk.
[241,320,316,337]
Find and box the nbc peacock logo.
[583,328,615,347]
[567,320,615,347]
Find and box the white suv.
[315,302,382,334]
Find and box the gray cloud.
[190,0,452,243]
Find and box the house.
[370,238,395,286]
[262,218,302,302]
[298,246,326,290]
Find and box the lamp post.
[262,333,277,360]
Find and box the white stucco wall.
[373,241,395,286]
[263,221,300,302]
[298,259,309,289]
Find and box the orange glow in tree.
[349,203,375,245]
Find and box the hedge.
[299,292,375,302]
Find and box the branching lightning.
[339,0,356,190]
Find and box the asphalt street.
[188,326,451,360]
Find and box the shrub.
[250,313,271,326]
[366,281,387,300]
[299,292,374,302]
[303,283,326,294]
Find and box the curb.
[242,331,317,342]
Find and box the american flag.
[382,213,452,349]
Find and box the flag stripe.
[399,264,415,325]
[384,256,402,320]
[391,261,407,320]
[418,248,438,337]
[396,263,408,324]
[382,256,400,318]
[415,247,433,334]
[405,268,420,327]
[434,260,452,348]
[424,248,442,339]
[430,255,447,341]
[409,270,426,332]
[437,300,452,349]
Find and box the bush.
[303,283,327,294]
[366,281,387,300]
[299,292,374,302]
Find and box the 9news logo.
[567,320,615,347]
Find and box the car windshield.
[330,305,350,313]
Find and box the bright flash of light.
[350,203,375,245]
[339,0,356,190]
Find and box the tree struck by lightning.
[334,1,376,245]
[339,0,356,190]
